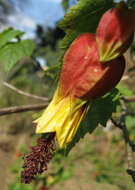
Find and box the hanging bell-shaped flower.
[96,1,135,62]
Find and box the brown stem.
[111,98,135,183]
[0,103,48,116]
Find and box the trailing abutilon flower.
[34,33,125,148]
[96,1,135,62]
[21,2,134,184]
[20,1,135,184]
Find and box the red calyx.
[60,33,125,100]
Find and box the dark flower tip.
[21,133,56,184]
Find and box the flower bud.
[96,2,135,62]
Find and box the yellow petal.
[34,88,89,147]
[56,101,88,147]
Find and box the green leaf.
[66,88,120,155]
[0,40,35,72]
[0,27,24,48]
[58,0,114,52]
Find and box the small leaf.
[0,40,35,72]
[66,88,120,155]
[0,27,24,48]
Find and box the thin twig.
[110,118,122,129]
[0,103,48,116]
[119,99,128,142]
[3,81,48,102]
[111,98,135,183]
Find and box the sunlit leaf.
[0,27,24,48]
[0,40,34,72]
